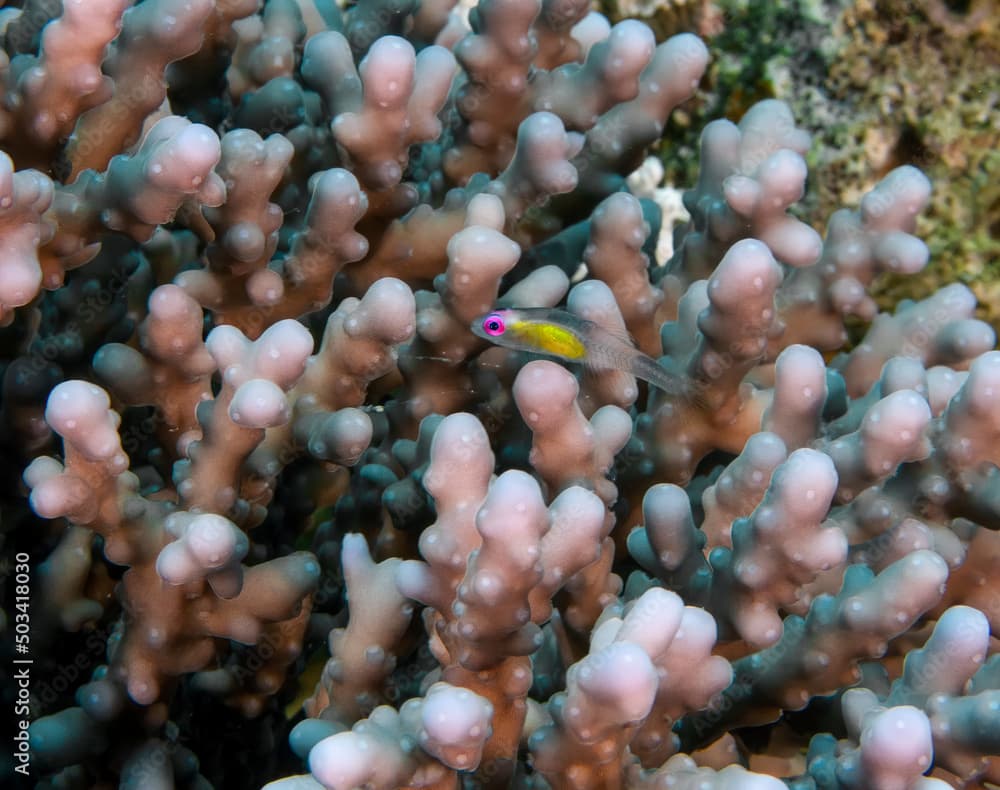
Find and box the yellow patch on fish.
[510,320,587,359]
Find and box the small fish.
[471,307,697,401]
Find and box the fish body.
[471,307,692,399]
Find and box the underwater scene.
[0,0,998,787]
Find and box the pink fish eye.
[483,313,505,336]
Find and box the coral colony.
[1,0,998,788]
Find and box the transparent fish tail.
[628,352,705,406]
[628,352,683,395]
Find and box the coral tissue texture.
[0,0,997,789]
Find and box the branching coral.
[0,1,997,789]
